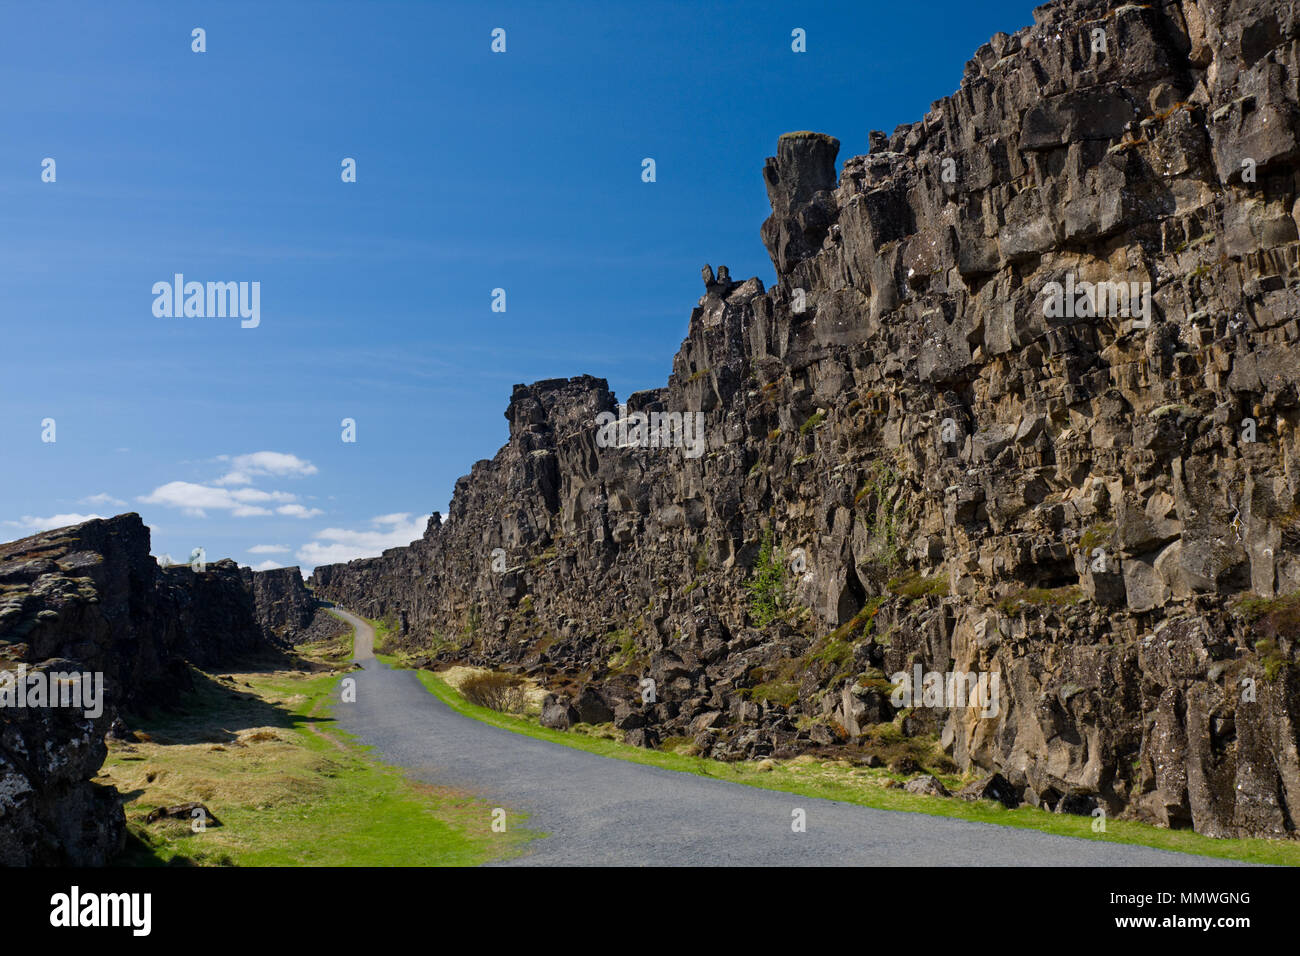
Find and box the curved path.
[329,607,1237,866]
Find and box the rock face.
[0,661,123,866]
[241,566,316,644]
[0,514,291,864]
[311,0,1300,839]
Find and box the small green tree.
[746,525,786,627]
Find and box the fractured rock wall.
[241,565,317,644]
[311,0,1300,839]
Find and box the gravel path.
[329,607,1237,866]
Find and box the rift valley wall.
[242,565,318,643]
[312,0,1300,839]
[0,514,317,864]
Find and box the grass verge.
[98,625,533,866]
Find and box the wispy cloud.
[296,513,427,568]
[277,504,323,519]
[139,481,295,518]
[140,451,320,519]
[248,544,290,554]
[4,513,104,533]
[214,451,318,486]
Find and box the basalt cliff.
[0,514,320,864]
[311,0,1300,839]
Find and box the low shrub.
[460,672,527,712]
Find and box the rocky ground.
[312,0,1300,840]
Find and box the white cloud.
[5,513,104,533]
[139,481,295,518]
[81,493,126,508]
[230,488,296,504]
[248,544,290,554]
[215,451,317,486]
[139,450,324,523]
[296,513,428,567]
[277,504,324,519]
[251,559,284,571]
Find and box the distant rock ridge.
[0,513,318,864]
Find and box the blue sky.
[0,0,1037,572]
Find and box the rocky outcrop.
[312,0,1300,839]
[0,662,123,866]
[241,566,316,644]
[0,514,283,864]
[163,559,267,671]
[5,515,195,709]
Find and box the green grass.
[694,539,709,574]
[100,632,535,866]
[997,585,1083,616]
[1236,590,1300,632]
[858,458,904,568]
[742,679,799,707]
[1257,639,1289,681]
[807,635,853,670]
[394,658,1300,866]
[887,570,949,600]
[827,597,884,643]
[1079,523,1114,554]
[799,410,827,435]
[371,617,396,652]
[1226,591,1298,680]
